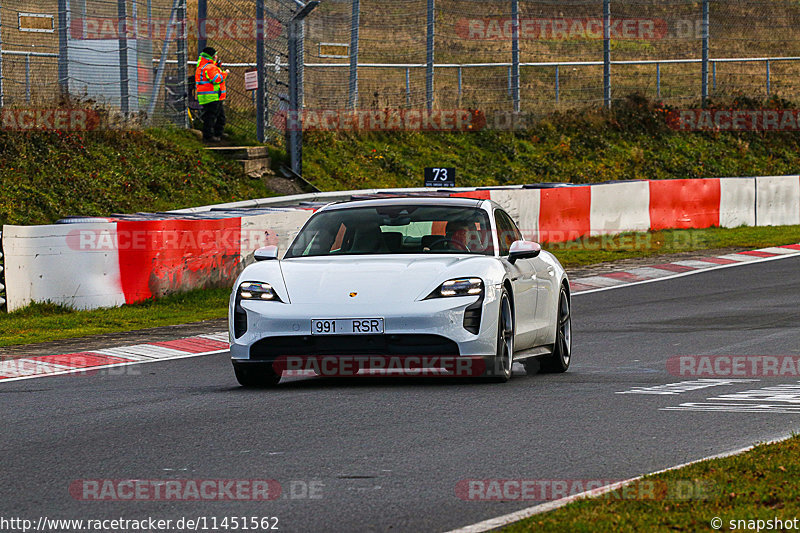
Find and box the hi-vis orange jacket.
[195,53,228,105]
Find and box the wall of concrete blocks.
[2,175,798,311]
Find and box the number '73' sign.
[424,167,456,188]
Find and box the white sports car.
[229,196,571,386]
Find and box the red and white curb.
[0,333,229,383]
[570,243,800,294]
[2,243,799,384]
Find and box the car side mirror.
[508,240,541,264]
[253,245,279,261]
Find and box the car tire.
[233,363,281,388]
[485,288,514,382]
[539,286,571,373]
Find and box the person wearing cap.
[195,47,230,142]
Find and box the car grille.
[250,334,460,360]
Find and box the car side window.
[494,210,521,256]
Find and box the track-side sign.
[244,70,258,91]
[425,167,455,188]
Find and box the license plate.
[311,318,384,335]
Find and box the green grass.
[501,434,800,532]
[301,95,800,191]
[0,288,230,347]
[546,225,800,268]
[0,127,274,226]
[1,224,798,347]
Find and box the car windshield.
[285,205,495,257]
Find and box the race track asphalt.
[2,256,799,532]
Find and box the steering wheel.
[426,237,470,252]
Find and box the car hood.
[280,255,478,304]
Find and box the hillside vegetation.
[302,95,800,190]
[2,96,799,226]
[0,128,270,226]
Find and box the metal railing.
[135,54,800,112]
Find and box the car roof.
[320,196,487,211]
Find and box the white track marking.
[198,332,229,342]
[670,259,719,269]
[445,434,795,533]
[0,359,74,378]
[572,251,800,296]
[0,350,229,384]
[759,246,800,254]
[570,275,628,288]
[715,253,763,262]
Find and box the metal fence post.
[603,0,611,109]
[25,54,31,103]
[256,0,265,142]
[701,0,709,105]
[147,0,181,120]
[58,0,70,95]
[197,0,207,57]
[348,0,360,109]
[766,60,771,96]
[555,65,560,103]
[426,0,434,111]
[176,0,187,126]
[457,66,462,108]
[288,21,300,175]
[117,0,130,114]
[405,67,411,108]
[287,1,320,177]
[511,0,520,112]
[712,61,716,91]
[656,63,661,99]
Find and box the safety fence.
[2,174,799,312]
[3,2,800,138]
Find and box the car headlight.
[428,278,484,298]
[238,281,282,302]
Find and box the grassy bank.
[1,224,798,347]
[302,96,800,191]
[0,288,231,348]
[502,434,800,532]
[547,224,800,268]
[2,96,800,226]
[0,128,272,226]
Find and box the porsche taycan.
[229,196,571,386]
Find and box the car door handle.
[547,268,555,276]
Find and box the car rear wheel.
[485,289,514,382]
[539,287,571,373]
[233,363,281,388]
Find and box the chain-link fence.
[2,1,800,155]
[301,0,800,113]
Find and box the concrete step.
[206,146,270,160]
[238,157,273,176]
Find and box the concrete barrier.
[756,175,800,226]
[3,175,799,311]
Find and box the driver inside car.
[443,220,491,252]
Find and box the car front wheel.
[485,289,514,382]
[539,286,571,373]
